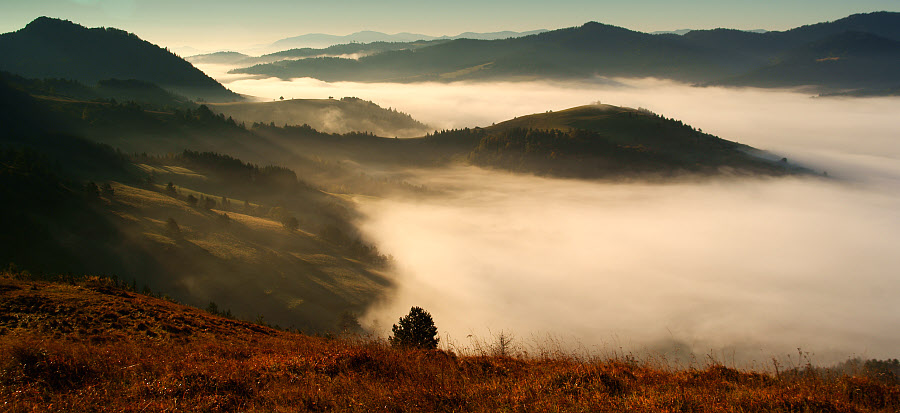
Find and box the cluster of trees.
[319,224,391,264]
[468,127,677,178]
[178,149,306,193]
[83,181,114,198]
[1,72,192,111]
[172,106,239,128]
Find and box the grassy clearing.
[0,274,897,412]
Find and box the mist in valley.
[201,70,900,364]
[356,169,900,365]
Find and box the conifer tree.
[389,306,439,349]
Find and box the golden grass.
[136,164,207,180]
[111,182,199,213]
[142,232,177,246]
[222,210,314,237]
[189,233,261,262]
[1,274,898,412]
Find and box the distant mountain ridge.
[232,12,900,94]
[269,29,548,50]
[188,40,448,67]
[651,29,767,35]
[0,17,242,102]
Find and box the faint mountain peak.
[651,29,694,36]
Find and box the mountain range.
[231,12,900,94]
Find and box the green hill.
[462,105,808,178]
[0,17,242,102]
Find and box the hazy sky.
[2,0,898,52]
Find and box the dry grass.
[136,164,208,180]
[1,274,898,412]
[111,182,201,214]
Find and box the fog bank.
[215,75,900,179]
[206,72,900,363]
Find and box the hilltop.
[0,17,241,102]
[2,272,899,411]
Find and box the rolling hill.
[0,17,242,102]
[463,105,809,178]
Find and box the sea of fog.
[208,69,900,365]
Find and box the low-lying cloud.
[357,170,900,365]
[206,71,900,364]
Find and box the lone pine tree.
[389,306,439,349]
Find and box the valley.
[1,7,899,411]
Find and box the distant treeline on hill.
[170,149,306,192]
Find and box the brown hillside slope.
[1,273,898,412]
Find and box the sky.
[1,0,898,52]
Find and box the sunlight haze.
[1,0,898,52]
